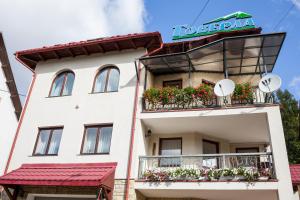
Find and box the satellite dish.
[214,79,235,97]
[258,74,282,93]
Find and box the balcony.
[142,85,273,112]
[138,153,275,182]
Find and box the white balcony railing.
[138,153,275,182]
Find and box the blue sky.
[144,0,300,99]
[0,0,299,101]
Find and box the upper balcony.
[139,32,285,113]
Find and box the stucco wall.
[7,49,146,179]
[0,63,18,175]
[148,71,261,89]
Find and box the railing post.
[222,155,226,168]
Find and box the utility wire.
[191,0,210,26]
[0,88,26,97]
[273,3,295,31]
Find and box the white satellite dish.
[214,79,235,97]
[258,74,282,93]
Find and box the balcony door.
[202,139,219,168]
[159,138,182,167]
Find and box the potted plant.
[232,83,254,105]
[195,84,214,106]
[244,169,259,182]
[183,87,196,107]
[258,168,271,181]
[160,87,175,108]
[233,167,247,181]
[143,88,160,109]
[199,169,209,181]
[220,168,234,181]
[207,169,222,181]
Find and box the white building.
[0,28,296,200]
[0,33,22,175]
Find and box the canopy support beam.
[3,186,19,200]
[223,41,228,78]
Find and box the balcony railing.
[142,87,274,112]
[138,153,275,182]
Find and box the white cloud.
[289,76,300,97]
[0,0,146,102]
[291,0,300,10]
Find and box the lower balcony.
[138,153,275,182]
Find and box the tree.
[276,89,300,164]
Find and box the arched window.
[49,71,75,97]
[93,66,120,93]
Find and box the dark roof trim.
[0,33,22,119]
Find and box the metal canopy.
[140,32,286,76]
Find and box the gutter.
[124,43,163,200]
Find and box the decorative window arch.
[49,71,75,97]
[93,66,120,93]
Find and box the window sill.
[30,154,58,157]
[78,153,110,156]
[46,95,72,98]
[89,91,118,94]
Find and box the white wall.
[7,49,146,179]
[0,62,19,175]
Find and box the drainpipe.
[124,43,163,200]
[4,54,35,174]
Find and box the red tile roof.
[16,32,162,71]
[0,163,117,188]
[290,164,300,185]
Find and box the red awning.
[290,164,300,185]
[0,163,117,189]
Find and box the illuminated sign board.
[172,11,256,40]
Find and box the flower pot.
[198,176,208,181]
[219,176,234,181]
[258,176,269,181]
[233,175,246,181]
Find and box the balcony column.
[267,107,294,199]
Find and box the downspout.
[4,54,36,174]
[125,43,163,200]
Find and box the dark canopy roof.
[140,32,286,76]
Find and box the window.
[93,67,120,93]
[236,147,259,153]
[81,125,113,154]
[33,128,63,155]
[202,139,219,168]
[159,138,182,166]
[49,71,75,97]
[163,79,182,89]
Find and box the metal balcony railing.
[142,87,274,112]
[138,153,275,182]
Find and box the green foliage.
[276,89,300,164]
[233,82,254,103]
[143,88,160,106]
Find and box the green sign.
[172,11,256,40]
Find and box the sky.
[0,0,300,103]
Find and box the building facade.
[0,33,22,175]
[0,28,295,200]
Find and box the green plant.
[244,170,259,181]
[207,169,222,180]
[183,87,196,106]
[235,167,246,176]
[143,88,160,108]
[172,168,199,179]
[195,84,214,104]
[142,169,171,182]
[222,168,234,177]
[160,87,175,106]
[233,82,254,103]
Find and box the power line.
[273,3,295,31]
[0,88,26,97]
[191,0,210,26]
